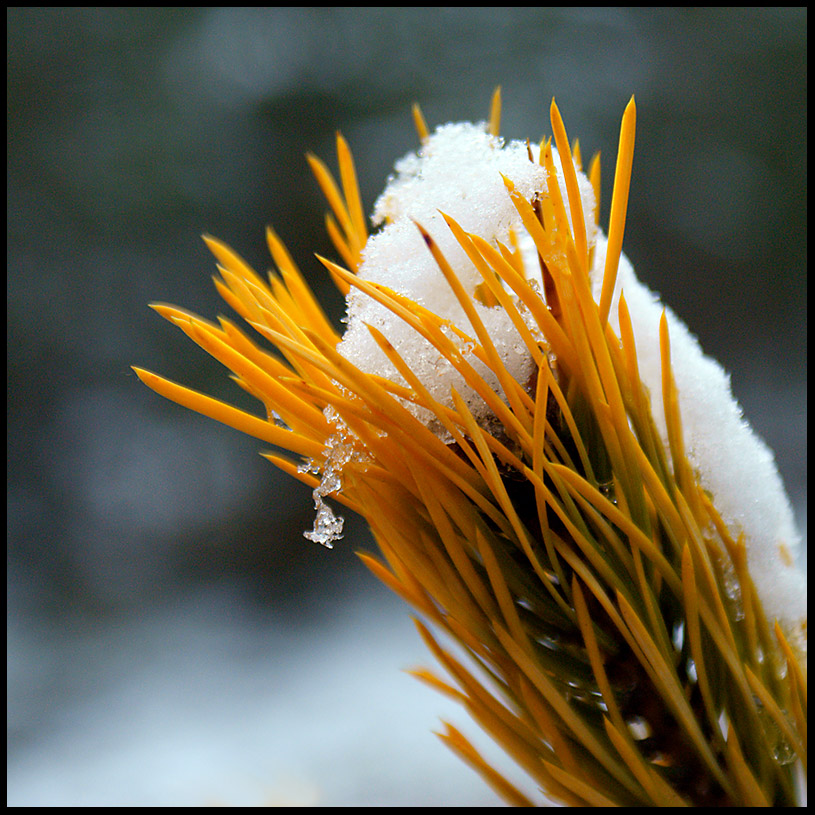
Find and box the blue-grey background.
[8,8,806,806]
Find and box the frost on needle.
[135,90,806,806]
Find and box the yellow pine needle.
[501,225,526,275]
[265,227,340,344]
[571,577,627,735]
[440,212,545,374]
[488,85,502,137]
[132,367,323,460]
[279,330,502,517]
[680,544,725,749]
[450,391,552,589]
[615,293,666,475]
[214,264,269,326]
[436,723,535,808]
[549,98,589,275]
[540,760,622,807]
[363,323,477,451]
[535,472,631,601]
[659,311,702,521]
[571,137,582,171]
[551,281,639,508]
[335,131,368,249]
[306,150,363,266]
[409,668,466,704]
[202,233,267,289]
[598,96,636,327]
[411,102,429,143]
[475,527,530,651]
[774,621,807,711]
[536,112,643,513]
[588,150,601,225]
[316,255,450,347]
[540,135,581,274]
[357,550,437,619]
[180,320,331,441]
[496,181,578,367]
[211,275,256,327]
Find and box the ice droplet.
[722,561,745,621]
[753,695,797,767]
[300,414,372,548]
[303,493,344,549]
[303,456,345,549]
[773,735,796,766]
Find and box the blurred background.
[7,8,806,806]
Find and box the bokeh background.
[8,8,806,806]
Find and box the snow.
[337,121,594,429]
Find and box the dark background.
[8,8,806,806]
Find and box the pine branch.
[135,90,807,806]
